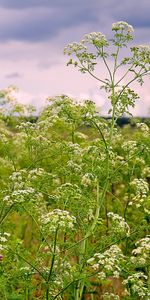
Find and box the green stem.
[114,64,134,87]
[46,227,58,300]
[76,54,107,85]
[75,178,109,300]
[148,266,150,291]
[8,247,46,280]
[0,204,14,225]
[76,84,116,299]
[90,119,108,153]
[101,46,113,83]
[54,224,147,299]
[21,204,53,253]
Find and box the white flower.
[98,271,106,280]
[137,45,150,55]
[82,32,108,46]
[0,232,10,251]
[112,21,134,33]
[0,237,7,243]
[64,42,87,55]
[107,212,130,236]
[103,292,120,300]
[123,272,149,298]
[40,209,76,232]
[113,271,120,278]
[87,257,95,264]
[137,122,149,132]
[123,140,137,156]
[87,245,124,279]
[131,236,150,266]
[81,173,95,187]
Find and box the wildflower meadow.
[0,22,150,299]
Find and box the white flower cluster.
[67,160,82,174]
[27,168,46,180]
[134,157,145,166]
[110,153,128,169]
[9,169,27,184]
[3,169,45,205]
[112,21,134,33]
[137,122,149,132]
[37,115,60,129]
[81,173,95,187]
[131,236,150,266]
[17,121,36,131]
[3,187,42,205]
[16,120,52,146]
[17,168,50,181]
[0,232,10,251]
[138,44,150,52]
[142,166,150,178]
[82,32,108,46]
[122,140,137,156]
[66,142,82,155]
[123,272,149,298]
[107,212,130,237]
[9,168,52,189]
[87,245,124,280]
[0,133,8,143]
[64,42,87,55]
[131,44,150,66]
[137,122,149,136]
[40,209,76,232]
[74,131,88,140]
[130,178,149,207]
[31,135,51,146]
[103,292,120,300]
[35,119,49,130]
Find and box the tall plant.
[64,21,150,299]
[0,22,150,300]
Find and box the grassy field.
[0,96,150,299]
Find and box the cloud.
[12,89,47,111]
[1,1,93,43]
[0,0,149,43]
[37,59,62,70]
[5,72,22,79]
[0,0,99,9]
[0,0,70,9]
[0,0,149,117]
[112,0,150,28]
[0,2,99,42]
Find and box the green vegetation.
[0,22,150,299]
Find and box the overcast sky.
[0,0,149,115]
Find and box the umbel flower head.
[81,32,109,47]
[87,245,125,280]
[40,209,76,232]
[112,21,134,46]
[112,21,134,33]
[107,212,130,236]
[64,42,87,55]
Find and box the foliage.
[0,21,150,299]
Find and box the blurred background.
[0,0,149,116]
